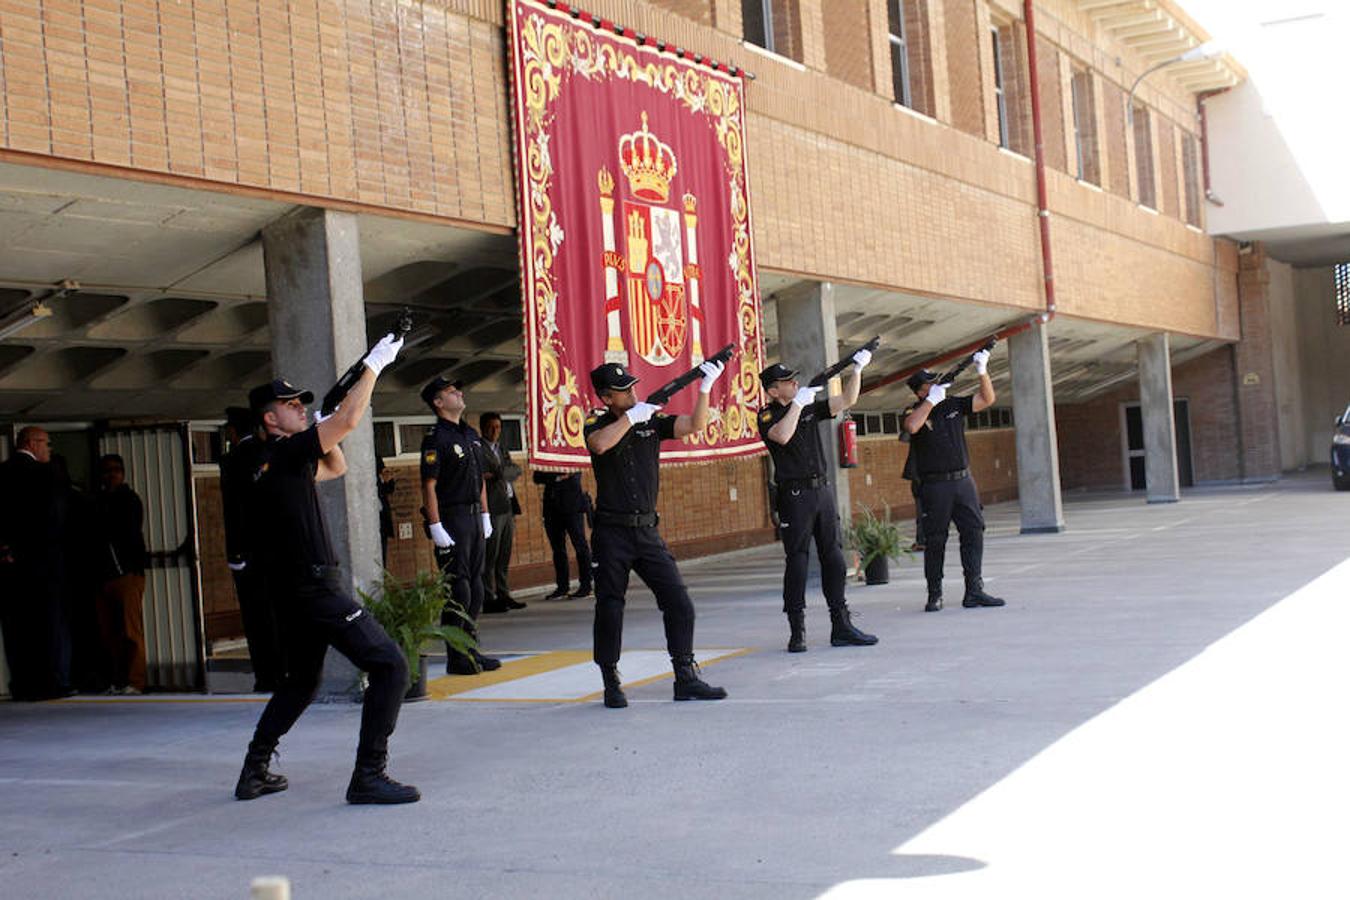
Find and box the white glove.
[972,349,990,376]
[364,333,405,377]
[429,522,454,548]
[698,359,726,393]
[315,407,335,425]
[791,385,822,408]
[481,512,493,539]
[625,401,662,425]
[925,382,948,406]
[227,560,246,572]
[852,348,873,372]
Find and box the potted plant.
[845,505,906,585]
[359,568,476,702]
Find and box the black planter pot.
[403,655,429,702]
[863,556,890,585]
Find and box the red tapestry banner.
[508,0,765,468]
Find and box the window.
[889,1,912,107]
[1181,132,1202,227]
[1132,103,1156,209]
[992,26,1010,149]
[1336,263,1350,327]
[966,407,1014,431]
[854,412,901,439]
[742,0,800,60]
[1070,65,1100,184]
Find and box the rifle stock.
[645,343,737,405]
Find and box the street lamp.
[1126,41,1225,126]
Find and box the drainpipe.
[1022,0,1056,322]
[1197,88,1230,206]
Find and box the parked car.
[1334,405,1350,491]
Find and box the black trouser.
[233,566,283,691]
[591,524,695,667]
[777,483,847,615]
[543,506,591,592]
[909,480,924,545]
[483,512,515,602]
[0,565,68,700]
[435,504,485,661]
[252,568,407,763]
[918,475,985,591]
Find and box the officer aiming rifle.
[901,340,1005,613]
[756,338,879,653]
[582,350,734,708]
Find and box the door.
[98,424,205,690]
[1122,400,1194,491]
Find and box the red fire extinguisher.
[838,415,858,468]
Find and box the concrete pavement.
[1,471,1346,898]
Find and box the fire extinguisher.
[838,415,858,468]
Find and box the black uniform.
[245,427,407,768]
[757,398,848,615]
[0,452,69,700]
[533,471,592,595]
[420,418,487,662]
[220,434,283,692]
[584,411,695,667]
[905,394,985,591]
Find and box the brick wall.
[1054,346,1243,491]
[846,428,1019,521]
[1036,36,1066,171]
[824,0,874,92]
[649,0,714,25]
[943,0,985,137]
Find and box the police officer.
[902,348,1005,612]
[419,377,501,675]
[219,406,282,692]
[584,359,727,708]
[532,469,592,599]
[757,351,879,653]
[235,333,420,805]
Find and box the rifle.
[321,307,414,416]
[935,338,997,385]
[807,336,880,388]
[645,343,737,405]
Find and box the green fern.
[359,568,478,687]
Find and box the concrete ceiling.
[0,161,1224,428]
[758,273,1222,412]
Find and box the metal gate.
[98,425,205,690]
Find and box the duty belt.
[442,501,481,513]
[594,510,659,528]
[777,474,828,491]
[919,468,969,483]
[303,563,343,580]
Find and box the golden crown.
[618,112,677,203]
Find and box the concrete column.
[261,207,377,697]
[1008,324,1065,533]
[774,282,851,522]
[1137,332,1180,503]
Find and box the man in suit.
[479,412,523,613]
[532,470,592,600]
[0,427,70,701]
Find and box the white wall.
[1293,267,1350,459]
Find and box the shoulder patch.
[759,409,773,422]
[423,450,437,465]
[585,415,598,426]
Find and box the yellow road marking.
[426,650,593,699]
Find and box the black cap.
[590,363,639,393]
[759,363,798,387]
[248,379,314,411]
[906,369,940,393]
[420,376,464,407]
[224,406,256,431]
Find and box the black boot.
[924,589,944,612]
[672,656,727,701]
[830,608,879,646]
[235,738,288,801]
[470,648,502,672]
[346,754,421,805]
[600,665,627,708]
[786,611,807,653]
[545,586,569,600]
[962,578,1005,608]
